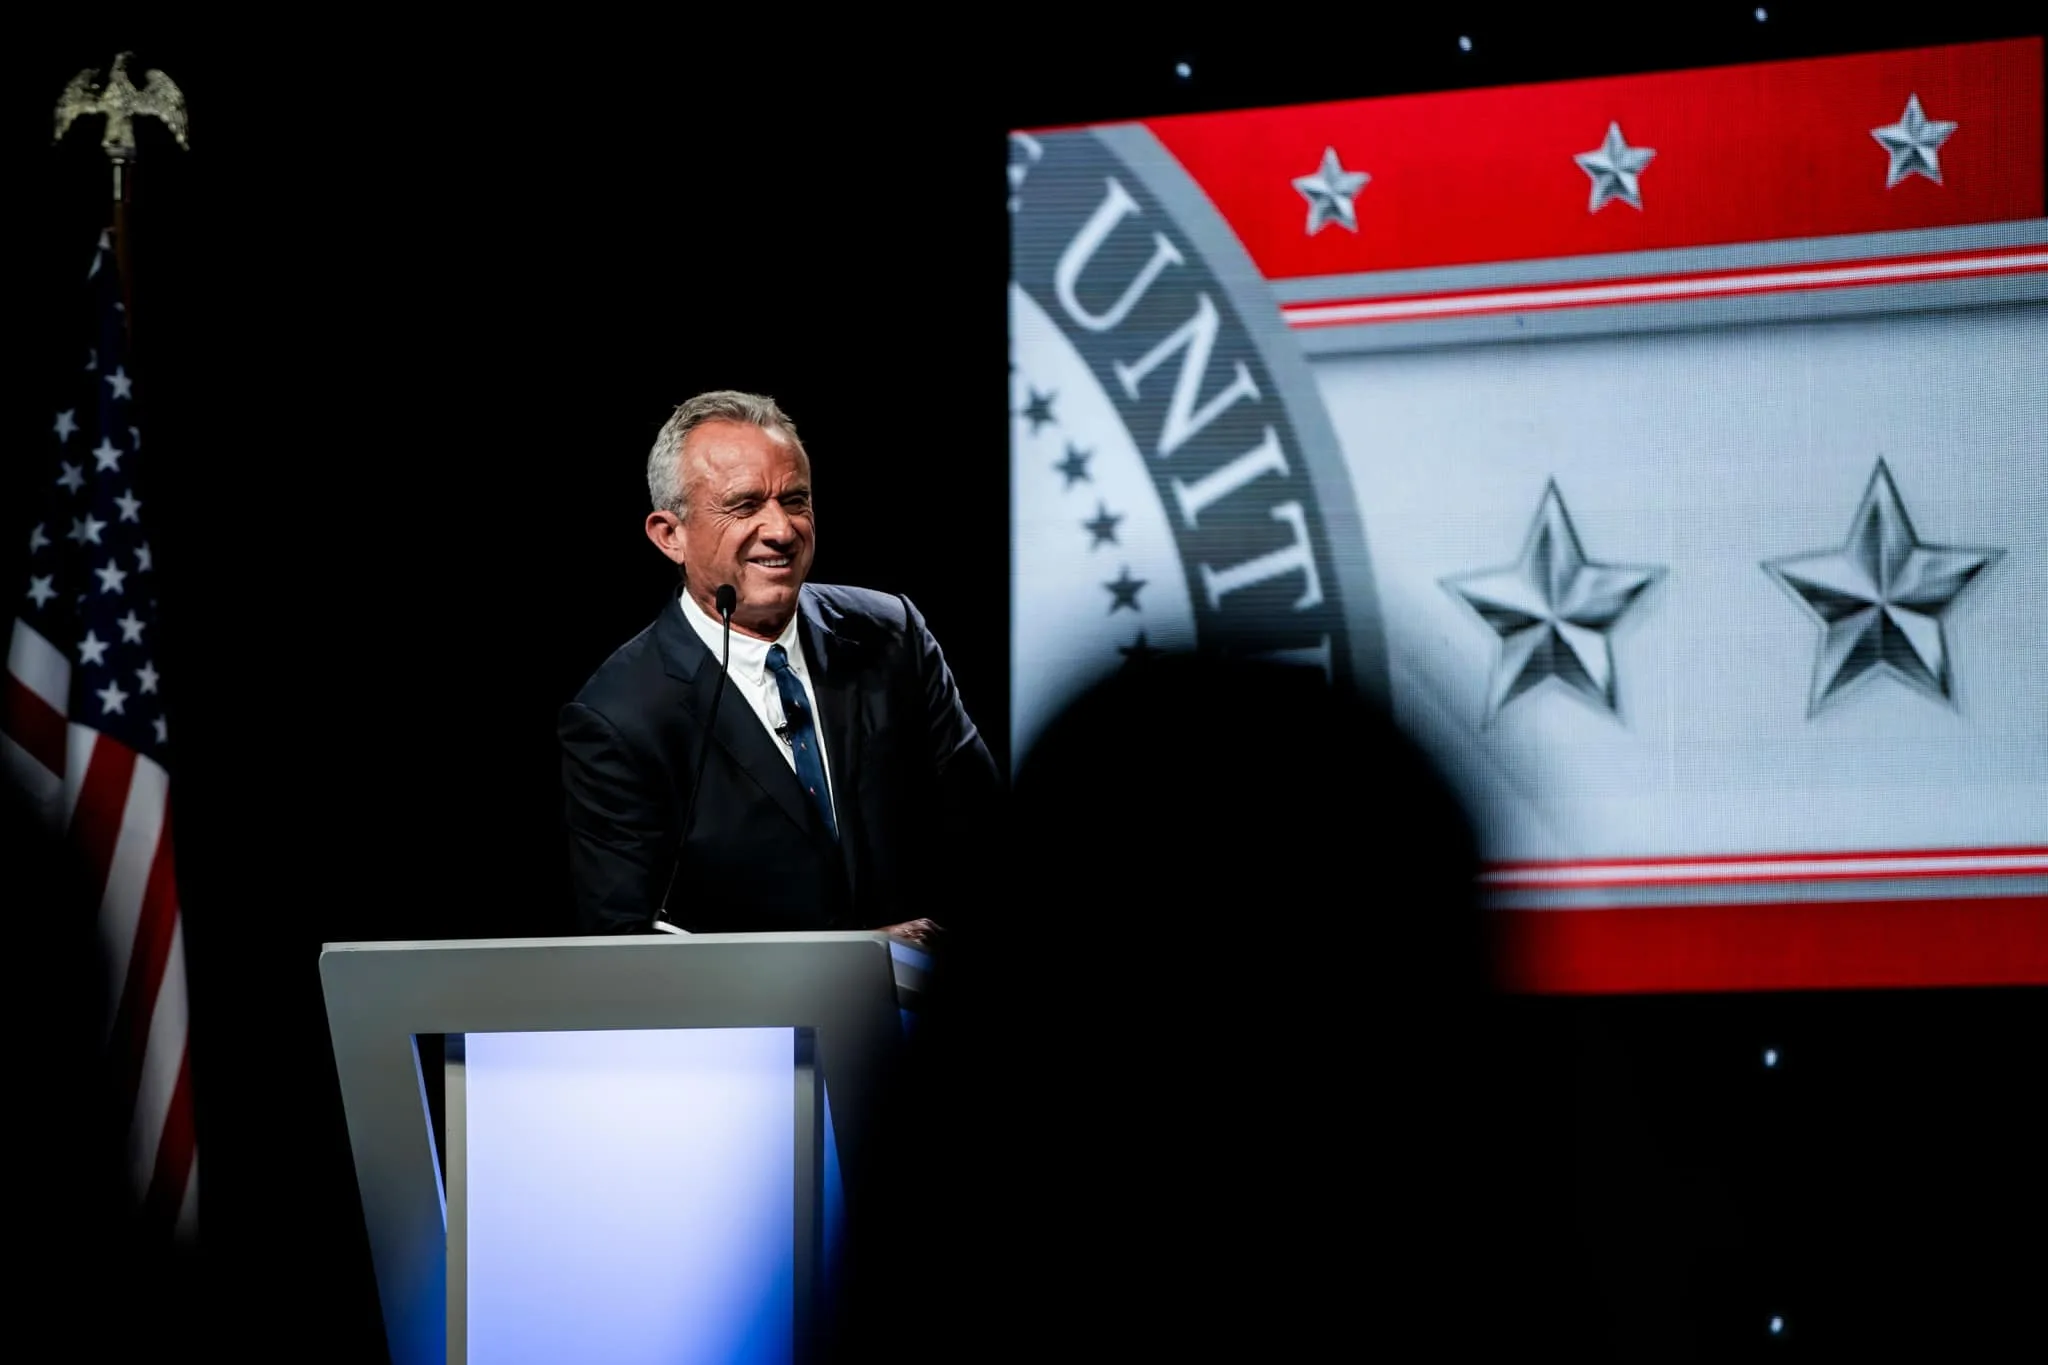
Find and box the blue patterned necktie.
[765,644,837,840]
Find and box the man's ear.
[644,510,687,565]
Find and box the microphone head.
[715,584,737,618]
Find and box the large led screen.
[1009,38,2048,992]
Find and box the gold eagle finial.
[54,52,190,162]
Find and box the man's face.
[673,420,815,638]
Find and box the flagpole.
[39,51,200,1244]
[112,159,135,339]
[53,51,190,339]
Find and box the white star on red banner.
[1871,94,1957,187]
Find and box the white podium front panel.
[458,1028,798,1365]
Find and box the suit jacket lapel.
[800,591,866,888]
[654,597,816,839]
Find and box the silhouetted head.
[831,656,1499,1361]
[1013,654,1485,999]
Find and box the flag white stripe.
[176,1152,199,1241]
[62,723,98,832]
[1484,851,2048,887]
[129,916,188,1198]
[99,752,169,1023]
[7,619,70,714]
[0,730,63,816]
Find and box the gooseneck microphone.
[655,584,737,934]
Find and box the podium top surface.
[318,931,931,1033]
[320,929,910,956]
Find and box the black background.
[5,9,2044,1361]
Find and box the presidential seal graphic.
[1000,42,2048,995]
[1007,126,1381,760]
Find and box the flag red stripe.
[1494,895,2048,994]
[143,1043,196,1231]
[2,672,67,776]
[68,737,137,897]
[110,812,181,1133]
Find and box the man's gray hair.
[646,390,805,516]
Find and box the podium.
[320,931,927,1365]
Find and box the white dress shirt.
[679,592,838,824]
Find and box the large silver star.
[1291,146,1370,235]
[1443,482,1663,722]
[1871,94,1957,188]
[1574,122,1656,212]
[1764,460,2000,715]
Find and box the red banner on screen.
[1495,896,2048,994]
[1144,37,2043,278]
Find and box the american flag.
[3,227,196,1235]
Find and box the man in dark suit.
[558,390,1000,937]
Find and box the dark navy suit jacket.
[559,584,1001,934]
